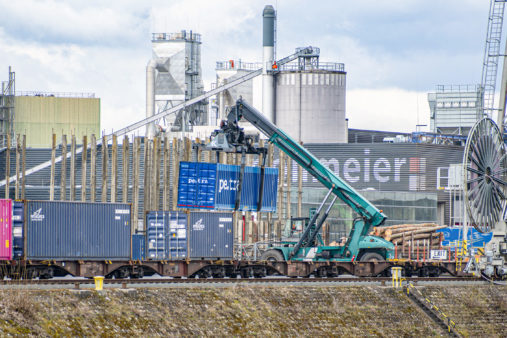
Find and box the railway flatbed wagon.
[0,257,473,280]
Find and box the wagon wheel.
[463,118,507,233]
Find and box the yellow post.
[391,267,402,287]
[94,276,104,291]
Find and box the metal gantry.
[481,0,507,120]
[0,66,15,148]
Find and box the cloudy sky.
[0,0,497,134]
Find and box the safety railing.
[16,91,95,98]
[152,31,201,42]
[216,60,263,71]
[279,62,345,72]
[435,84,481,93]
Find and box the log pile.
[371,223,446,258]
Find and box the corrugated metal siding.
[24,201,131,260]
[0,199,12,260]
[189,212,233,259]
[132,234,146,261]
[238,166,278,212]
[214,163,279,211]
[14,96,100,148]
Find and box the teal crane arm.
[234,98,387,228]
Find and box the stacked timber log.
[371,223,446,259]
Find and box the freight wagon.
[0,199,473,279]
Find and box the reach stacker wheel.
[261,250,284,262]
[359,252,384,262]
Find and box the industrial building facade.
[14,94,100,148]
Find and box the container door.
[196,163,217,209]
[212,213,233,258]
[166,212,187,259]
[177,162,217,209]
[239,166,260,211]
[146,211,168,259]
[261,167,278,212]
[215,164,240,210]
[177,162,199,208]
[0,199,12,260]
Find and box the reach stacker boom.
[207,98,394,262]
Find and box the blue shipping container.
[178,162,216,209]
[12,201,24,259]
[436,227,493,248]
[177,161,278,212]
[25,201,131,260]
[146,211,187,259]
[132,234,146,261]
[214,164,240,210]
[189,212,233,259]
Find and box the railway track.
[0,276,486,289]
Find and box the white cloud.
[0,0,494,136]
[347,88,430,132]
[0,0,149,44]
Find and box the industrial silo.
[275,58,347,143]
[147,30,206,137]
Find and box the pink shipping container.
[0,199,12,260]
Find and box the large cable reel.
[463,118,507,233]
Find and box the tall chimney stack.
[262,5,275,123]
